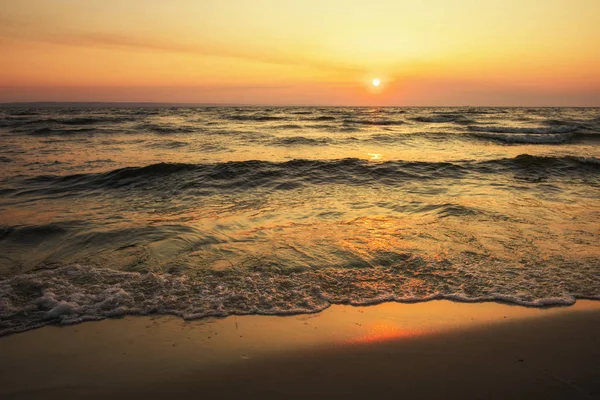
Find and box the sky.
[1,0,599,106]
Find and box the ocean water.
[1,106,599,335]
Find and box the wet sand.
[1,300,599,399]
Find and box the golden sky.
[1,0,599,105]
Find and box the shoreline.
[4,260,598,337]
[1,299,599,399]
[2,293,598,338]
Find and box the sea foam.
[1,255,598,336]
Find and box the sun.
[372,78,381,87]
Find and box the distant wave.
[268,124,304,130]
[8,110,41,116]
[136,123,197,134]
[20,127,98,136]
[411,114,474,124]
[53,117,130,125]
[465,123,591,144]
[489,154,588,171]
[469,132,575,144]
[468,125,578,134]
[3,116,134,128]
[3,108,598,148]
[459,109,496,115]
[144,140,190,149]
[289,110,314,115]
[304,116,336,121]
[342,119,407,126]
[226,115,286,122]
[272,136,332,146]
[385,202,480,218]
[21,117,104,126]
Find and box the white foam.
[1,258,598,336]
[46,300,79,320]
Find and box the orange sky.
[1,0,599,105]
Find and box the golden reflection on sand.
[345,323,428,344]
[3,300,598,377]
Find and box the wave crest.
[6,155,599,198]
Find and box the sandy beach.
[1,300,599,400]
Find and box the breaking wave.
[1,257,598,336]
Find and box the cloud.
[0,24,365,75]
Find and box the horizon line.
[1,101,599,108]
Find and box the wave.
[1,257,597,336]
[481,154,600,178]
[411,114,474,124]
[382,202,481,218]
[52,117,131,126]
[227,115,286,122]
[545,119,580,127]
[424,203,478,218]
[468,125,578,134]
[134,123,196,134]
[58,117,104,125]
[9,159,467,196]
[0,223,72,244]
[305,116,336,121]
[129,109,161,116]
[470,132,575,144]
[342,119,406,126]
[268,124,304,130]
[459,109,496,115]
[272,136,332,146]
[369,132,473,144]
[289,110,314,115]
[4,116,134,129]
[19,127,98,136]
[145,140,190,149]
[6,155,598,199]
[8,110,40,116]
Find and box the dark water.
[1,106,599,335]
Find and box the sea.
[1,105,599,335]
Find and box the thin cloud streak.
[0,25,365,76]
